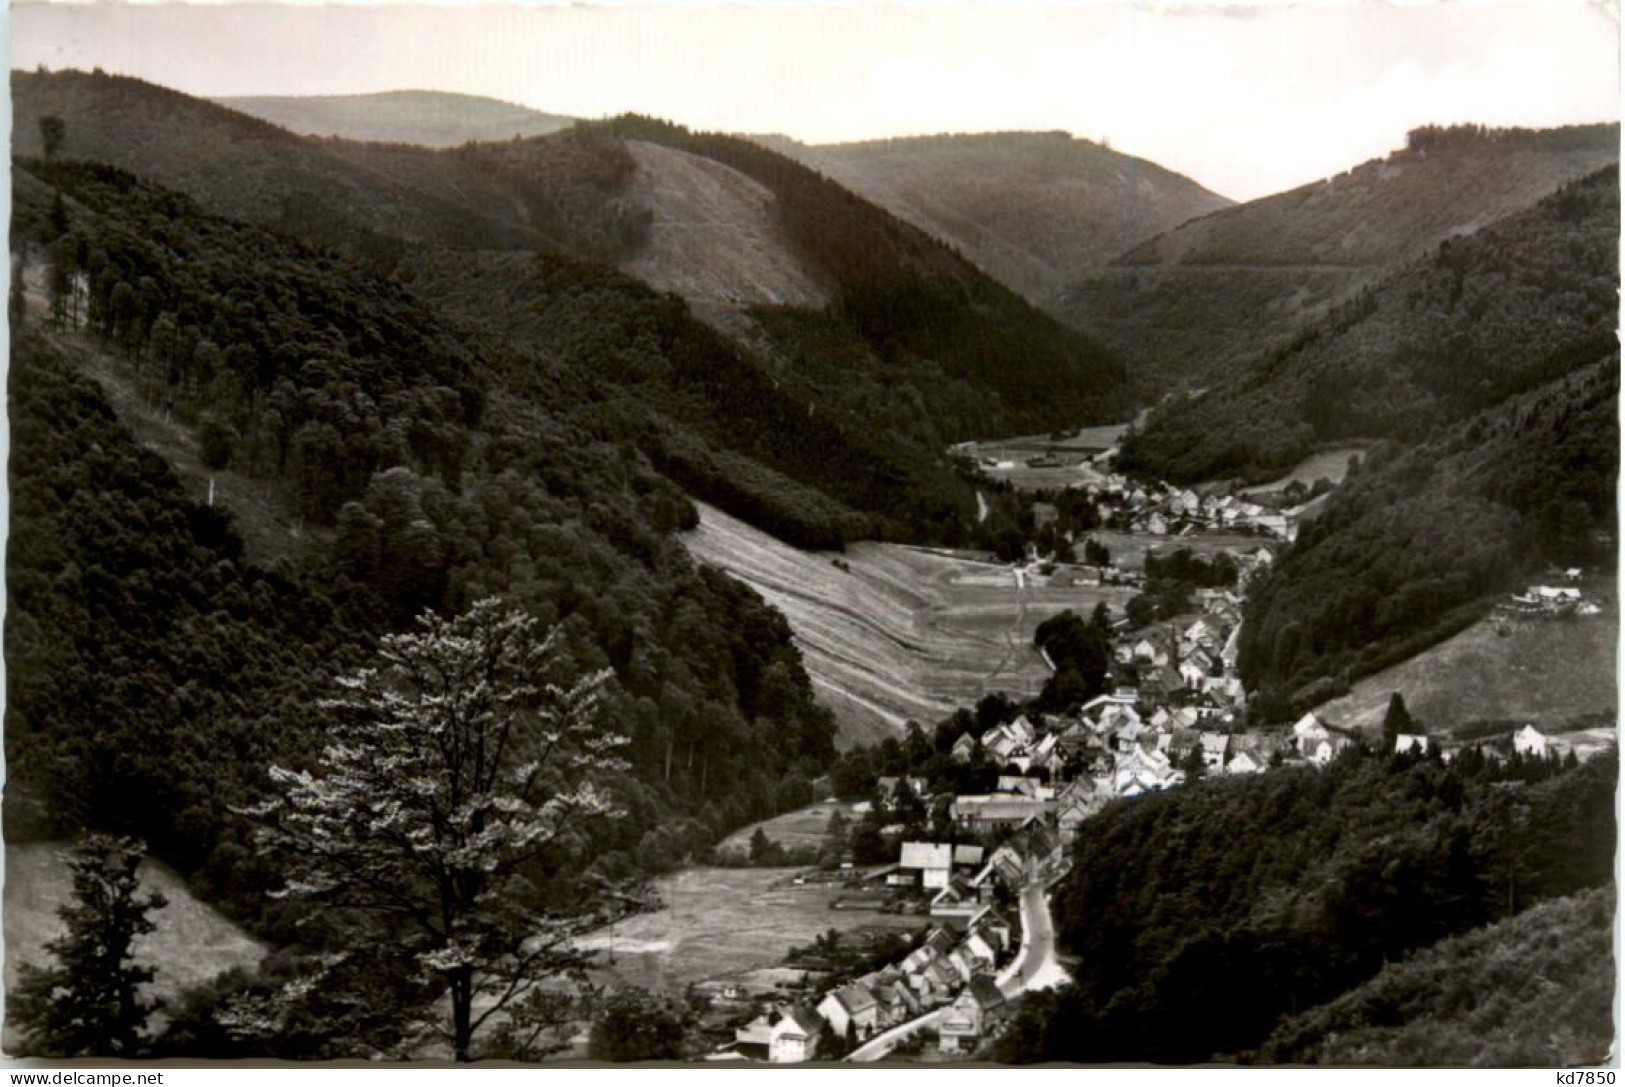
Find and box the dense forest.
[996,747,1616,1064]
[1118,167,1619,485]
[1258,885,1615,1065]
[1237,359,1617,715]
[8,158,845,945]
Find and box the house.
[899,842,954,890]
[769,1006,824,1063]
[969,905,1015,952]
[963,930,999,972]
[871,980,919,1024]
[1514,724,1548,757]
[951,733,978,763]
[931,877,983,920]
[1007,715,1036,746]
[1198,732,1230,771]
[953,844,986,869]
[1226,750,1263,775]
[951,795,1054,834]
[1292,712,1333,758]
[817,985,880,1040]
[1394,734,1432,755]
[730,1014,776,1061]
[1179,658,1210,691]
[877,776,928,804]
[939,977,1009,1054]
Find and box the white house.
[900,842,954,890]
[817,985,879,1040]
[1394,734,1432,755]
[1513,724,1548,757]
[769,1006,824,1063]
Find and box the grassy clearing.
[717,801,863,856]
[1240,446,1366,496]
[1314,584,1617,739]
[576,866,920,994]
[684,503,1136,745]
[4,842,267,1046]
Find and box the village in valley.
[685,426,1610,1064]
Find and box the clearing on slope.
[4,841,267,1047]
[683,501,1135,745]
[1313,584,1617,741]
[618,140,833,316]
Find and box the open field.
[979,460,1112,493]
[5,843,267,1046]
[684,502,1136,745]
[1241,446,1366,496]
[1314,585,1617,740]
[575,867,921,994]
[717,801,863,856]
[957,418,1135,492]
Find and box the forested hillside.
[1055,124,1618,390]
[1107,169,1620,716]
[14,72,1132,548]
[1236,359,1616,716]
[996,748,1616,1065]
[217,90,575,146]
[1259,886,1615,1066]
[9,159,845,937]
[1119,167,1619,485]
[760,131,1231,303]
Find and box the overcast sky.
[11,0,1620,201]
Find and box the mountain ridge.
[1056,122,1620,389]
[215,89,576,146]
[758,129,1232,304]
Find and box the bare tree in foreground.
[244,598,628,1061]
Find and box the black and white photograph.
[2,0,1619,1069]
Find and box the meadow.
[684,502,1135,744]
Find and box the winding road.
[847,876,1068,1062]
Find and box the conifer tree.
[12,835,167,1057]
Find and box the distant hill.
[12,69,643,261]
[1055,124,1619,390]
[759,131,1232,304]
[1120,166,1619,485]
[215,90,574,146]
[1260,887,1615,1066]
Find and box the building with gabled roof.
[769,1005,824,1063]
[817,985,880,1040]
[939,977,1009,1054]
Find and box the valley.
[4,58,1617,1070]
